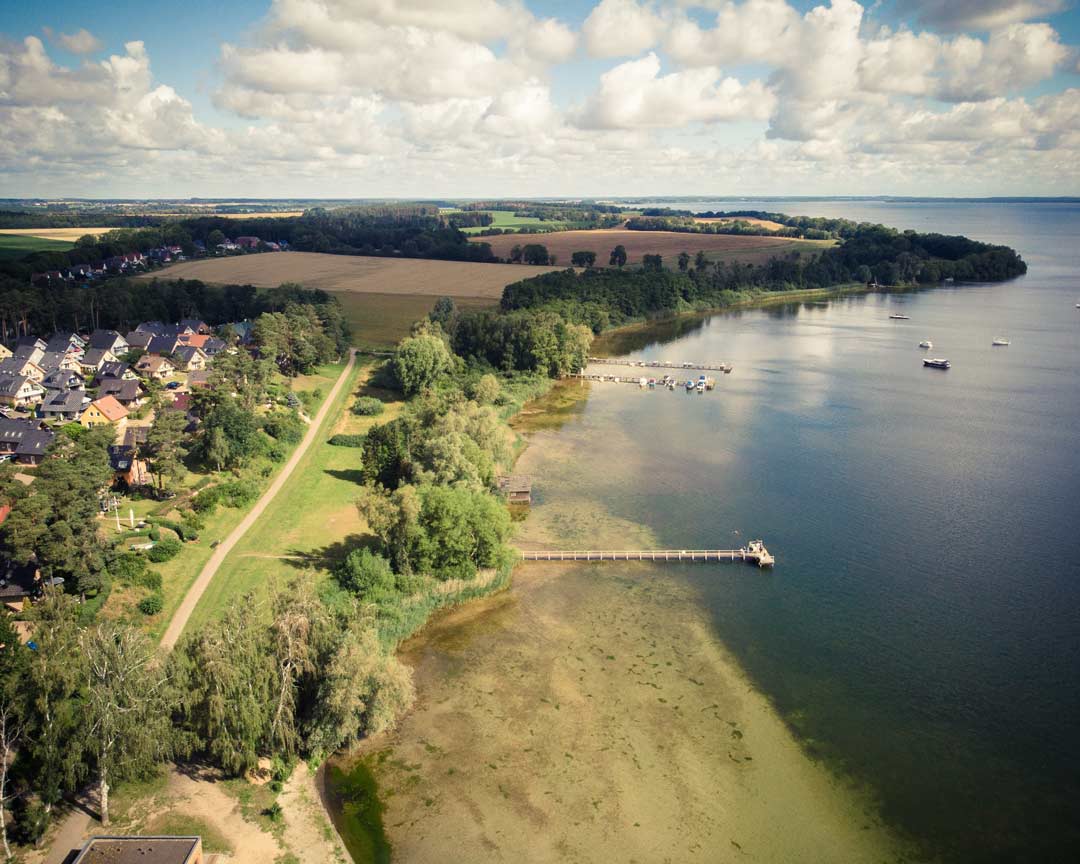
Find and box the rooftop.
[73,835,201,864]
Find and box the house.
[0,345,11,362]
[0,561,47,605]
[79,348,119,375]
[42,368,85,392]
[89,329,129,355]
[38,351,83,374]
[135,355,175,381]
[176,333,209,349]
[40,389,89,422]
[109,426,151,487]
[497,475,533,505]
[71,836,203,864]
[178,318,211,335]
[45,332,86,354]
[235,236,260,250]
[186,370,212,389]
[80,395,128,431]
[11,342,45,367]
[227,321,254,344]
[124,330,154,351]
[99,378,143,408]
[94,361,136,384]
[0,356,45,383]
[15,336,46,351]
[173,345,207,371]
[201,337,226,358]
[146,335,180,356]
[135,321,166,334]
[0,418,54,464]
[0,375,45,408]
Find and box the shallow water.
[333,201,1080,863]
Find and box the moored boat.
[889,314,910,320]
[992,338,1010,346]
[923,358,950,369]
[919,340,932,349]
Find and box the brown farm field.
[473,229,829,265]
[693,216,787,231]
[138,252,552,347]
[139,251,560,298]
[0,227,114,241]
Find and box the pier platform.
[520,541,775,568]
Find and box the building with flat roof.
[72,835,202,864]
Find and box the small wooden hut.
[497,475,532,505]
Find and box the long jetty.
[520,541,775,568]
[587,357,733,374]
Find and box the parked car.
[166,381,181,390]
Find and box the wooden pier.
[568,372,712,387]
[587,357,733,374]
[520,540,775,568]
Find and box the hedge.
[328,434,366,447]
[147,537,182,563]
[138,593,163,615]
[351,397,385,417]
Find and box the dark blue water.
[573,201,1080,862]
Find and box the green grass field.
[0,233,74,260]
[183,360,401,631]
[329,291,495,348]
[456,210,573,235]
[94,363,347,641]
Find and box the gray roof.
[42,389,87,414]
[0,374,31,397]
[80,348,113,368]
[95,361,129,381]
[0,418,54,456]
[202,338,226,356]
[42,368,84,390]
[45,334,82,353]
[174,345,203,363]
[89,329,127,350]
[146,335,179,355]
[100,379,141,402]
[17,430,53,457]
[11,345,42,364]
[125,331,153,350]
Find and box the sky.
[1,0,1079,198]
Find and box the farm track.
[159,349,357,650]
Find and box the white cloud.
[577,52,774,128]
[897,1,1067,31]
[582,0,667,58]
[56,28,103,55]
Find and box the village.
[26,234,286,286]
[0,316,265,605]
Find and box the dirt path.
[160,350,357,650]
[278,762,349,864]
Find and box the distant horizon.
[4,195,1080,204]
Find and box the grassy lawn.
[457,209,573,235]
[329,291,494,349]
[183,360,400,631]
[0,233,74,260]
[97,362,347,639]
[143,812,234,853]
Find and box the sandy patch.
[279,762,350,864]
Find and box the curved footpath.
[160,349,357,650]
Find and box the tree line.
[499,224,1027,330]
[0,275,349,345]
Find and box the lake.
[331,200,1080,863]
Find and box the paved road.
[160,350,357,650]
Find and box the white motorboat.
[923,358,950,369]
[992,338,1010,346]
[919,340,932,349]
[889,314,910,320]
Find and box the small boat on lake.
[919,340,932,349]
[923,358,951,369]
[992,338,1010,346]
[889,314,910,320]
[685,379,695,391]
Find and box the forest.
[500,224,1028,329]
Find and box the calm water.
[559,201,1080,862]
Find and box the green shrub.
[263,410,305,443]
[351,396,385,417]
[335,548,395,599]
[140,570,163,591]
[264,802,284,823]
[148,526,161,542]
[138,593,163,615]
[218,480,259,508]
[13,798,48,845]
[328,433,366,447]
[193,486,221,514]
[147,538,182,563]
[112,552,148,585]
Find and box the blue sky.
[1,1,1079,197]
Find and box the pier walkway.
[520,541,775,568]
[587,357,733,374]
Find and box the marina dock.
[520,540,775,568]
[587,357,733,374]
